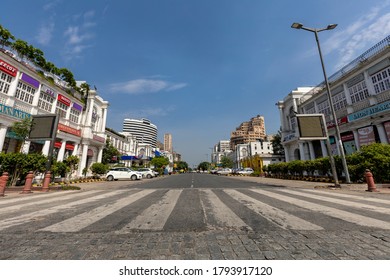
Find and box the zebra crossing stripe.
[0,190,79,206]
[302,189,390,205]
[224,189,323,230]
[251,189,390,230]
[0,190,105,214]
[117,189,182,232]
[0,190,131,231]
[276,188,390,214]
[39,189,156,232]
[200,189,251,230]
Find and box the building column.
[97,147,103,163]
[352,130,360,151]
[0,125,8,152]
[78,144,89,176]
[298,142,305,160]
[320,140,328,157]
[56,141,66,162]
[42,141,51,156]
[72,143,79,156]
[21,140,31,154]
[376,123,388,144]
[308,141,315,160]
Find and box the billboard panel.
[296,114,327,140]
[28,114,58,140]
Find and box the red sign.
[93,134,105,143]
[65,143,75,150]
[327,116,348,129]
[0,59,17,77]
[58,123,81,137]
[57,94,71,106]
[341,132,354,142]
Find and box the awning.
[121,155,138,160]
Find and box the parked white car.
[238,168,254,175]
[137,168,156,179]
[217,168,232,176]
[106,167,142,181]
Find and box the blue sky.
[2,0,390,167]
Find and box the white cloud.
[36,22,55,45]
[321,2,390,70]
[109,79,188,95]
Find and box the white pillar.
[72,143,79,156]
[298,142,305,160]
[0,125,8,152]
[97,147,103,163]
[308,141,315,160]
[376,123,388,144]
[320,140,328,157]
[352,130,360,151]
[57,141,66,162]
[78,144,89,176]
[42,141,51,156]
[21,140,31,154]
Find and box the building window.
[317,99,330,116]
[371,66,390,94]
[56,101,68,119]
[15,81,35,104]
[348,80,369,103]
[333,91,347,111]
[0,72,12,94]
[37,92,55,112]
[69,108,81,124]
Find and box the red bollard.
[41,171,51,192]
[365,169,379,192]
[0,172,9,197]
[21,171,34,194]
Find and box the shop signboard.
[357,126,376,146]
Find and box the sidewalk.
[229,175,390,194]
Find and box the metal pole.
[313,30,351,184]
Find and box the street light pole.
[291,22,351,185]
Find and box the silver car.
[106,167,142,181]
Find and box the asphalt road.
[1,173,390,260]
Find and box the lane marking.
[40,189,156,232]
[277,188,390,214]
[201,189,251,230]
[251,189,390,230]
[117,189,182,232]
[224,189,323,230]
[0,190,132,231]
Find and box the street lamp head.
[326,24,338,30]
[291,22,303,29]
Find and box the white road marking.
[224,189,323,230]
[251,189,390,230]
[201,189,251,230]
[40,189,156,232]
[118,189,182,232]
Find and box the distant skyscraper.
[164,133,172,152]
[122,118,157,148]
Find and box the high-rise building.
[230,115,266,149]
[164,133,172,152]
[122,118,157,148]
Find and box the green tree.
[151,156,170,169]
[0,153,46,186]
[271,130,285,155]
[175,161,188,171]
[0,24,15,48]
[11,117,32,153]
[198,161,210,171]
[90,162,109,177]
[64,155,79,185]
[12,39,30,61]
[102,139,120,164]
[58,67,76,88]
[220,155,233,168]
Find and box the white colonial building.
[0,50,108,177]
[277,35,390,162]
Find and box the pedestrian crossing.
[1,187,390,233]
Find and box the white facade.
[277,35,390,162]
[0,50,108,177]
